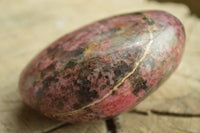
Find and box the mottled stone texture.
[19,10,185,123]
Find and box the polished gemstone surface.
[19,10,185,123]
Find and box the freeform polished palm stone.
[19,10,185,123]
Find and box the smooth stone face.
[19,10,185,123]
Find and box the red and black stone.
[19,10,185,123]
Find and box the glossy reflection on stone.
[19,10,185,123]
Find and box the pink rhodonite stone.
[19,10,185,123]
